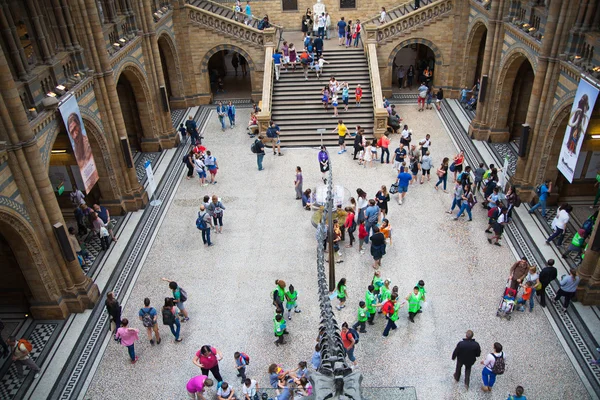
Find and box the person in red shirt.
[193,345,224,384]
[453,150,465,182]
[355,84,363,107]
[341,322,358,366]
[344,207,356,247]
[358,221,367,254]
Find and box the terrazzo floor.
[85,106,590,400]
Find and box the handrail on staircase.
[186,0,283,31]
[257,32,275,135]
[362,0,435,26]
[363,35,389,140]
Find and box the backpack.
[182,154,189,164]
[348,328,360,344]
[583,218,595,235]
[239,352,250,365]
[17,339,32,353]
[487,207,499,219]
[162,308,175,325]
[381,300,394,315]
[196,212,207,230]
[491,353,505,375]
[419,90,427,99]
[179,287,188,302]
[141,308,154,328]
[449,162,456,172]
[535,184,542,196]
[514,195,522,208]
[251,140,260,154]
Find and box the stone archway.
[157,32,184,100]
[463,21,488,88]
[386,38,443,90]
[491,50,536,140]
[115,64,157,152]
[200,44,255,99]
[0,207,63,318]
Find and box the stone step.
[271,105,373,114]
[270,118,374,129]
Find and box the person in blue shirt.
[245,0,251,19]
[138,298,161,345]
[529,180,552,217]
[507,385,526,400]
[273,50,282,81]
[226,101,236,128]
[363,199,379,244]
[396,165,413,205]
[311,344,321,369]
[337,17,347,46]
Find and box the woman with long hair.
[435,157,449,192]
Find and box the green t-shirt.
[338,285,347,299]
[372,276,384,292]
[273,317,284,336]
[408,292,423,313]
[173,288,181,301]
[380,286,391,302]
[365,291,377,313]
[390,302,401,321]
[357,307,368,322]
[286,290,298,306]
[416,283,426,297]
[274,286,285,303]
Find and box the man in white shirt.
[242,378,258,399]
[317,13,327,39]
[546,204,572,246]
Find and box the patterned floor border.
[46,106,212,400]
[439,99,600,396]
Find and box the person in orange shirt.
[516,281,533,312]
[355,84,362,107]
[380,219,392,246]
[378,133,391,164]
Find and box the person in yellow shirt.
[332,119,348,154]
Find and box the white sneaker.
[337,251,342,256]
[398,199,403,205]
[360,250,365,254]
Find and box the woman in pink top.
[115,318,139,363]
[193,345,224,383]
[186,375,213,399]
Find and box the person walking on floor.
[435,157,449,192]
[452,330,481,389]
[406,286,424,323]
[341,322,358,366]
[294,166,303,200]
[382,293,401,337]
[114,319,140,364]
[481,342,505,392]
[226,101,236,128]
[7,336,41,379]
[396,165,412,205]
[184,150,195,180]
[197,204,214,246]
[353,301,368,333]
[547,203,572,246]
[139,297,161,345]
[273,49,282,81]
[105,291,122,340]
[553,268,580,312]
[207,195,226,234]
[162,297,182,342]
[234,352,248,384]
[193,345,225,385]
[508,256,529,290]
[216,101,226,132]
[266,120,283,156]
[162,278,190,321]
[529,180,552,217]
[370,226,386,269]
[254,136,265,171]
[365,285,380,325]
[537,259,557,308]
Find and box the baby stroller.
[465,96,478,111]
[496,281,517,320]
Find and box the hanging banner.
[557,78,599,183]
[58,95,99,193]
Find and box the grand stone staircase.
[188,0,278,30]
[271,47,374,147]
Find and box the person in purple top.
[395,165,413,205]
[318,146,330,184]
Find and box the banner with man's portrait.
[58,95,99,193]
[557,78,599,183]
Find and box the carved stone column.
[0,3,28,79]
[52,0,73,51]
[3,2,32,74]
[25,0,53,63]
[61,0,86,71]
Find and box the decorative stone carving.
[187,8,265,49]
[374,0,453,43]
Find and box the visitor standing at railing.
[353,20,362,47]
[379,7,387,24]
[414,0,421,9]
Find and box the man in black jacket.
[538,259,558,307]
[452,330,481,389]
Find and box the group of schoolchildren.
[272,280,302,346]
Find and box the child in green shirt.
[274,314,286,346]
[336,278,347,311]
[285,284,301,320]
[352,301,368,333]
[406,286,424,323]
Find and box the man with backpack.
[138,298,161,345]
[341,322,359,366]
[162,278,190,321]
[196,204,214,247]
[7,336,40,380]
[299,49,312,81]
[251,135,265,171]
[529,180,552,217]
[185,115,200,145]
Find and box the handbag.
[534,282,542,291]
[449,162,456,172]
[390,182,399,194]
[436,169,444,178]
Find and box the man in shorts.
[395,165,412,205]
[393,143,406,171]
[332,119,348,154]
[138,298,161,345]
[266,120,283,156]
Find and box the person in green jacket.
[273,280,286,313]
[380,279,392,304]
[406,286,424,323]
[274,313,286,346]
[416,280,426,314]
[336,278,347,311]
[352,301,368,333]
[365,285,381,325]
[372,271,384,301]
[382,294,403,336]
[285,284,301,320]
[562,228,587,259]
